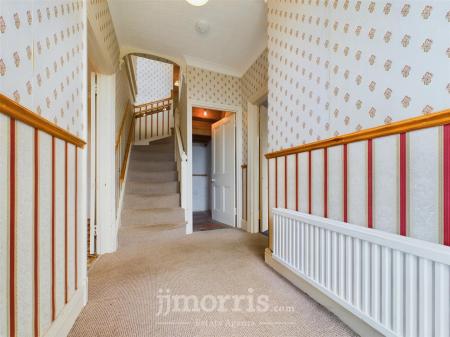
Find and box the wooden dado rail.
[265,109,450,251]
[0,93,85,337]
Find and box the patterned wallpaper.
[87,0,120,72]
[0,0,86,138]
[187,66,242,107]
[267,0,450,152]
[115,65,131,135]
[135,57,173,105]
[241,49,269,164]
[242,49,269,100]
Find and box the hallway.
[69,224,356,337]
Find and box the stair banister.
[175,125,187,211]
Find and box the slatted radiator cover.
[272,208,450,337]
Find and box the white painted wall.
[193,142,211,212]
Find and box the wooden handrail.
[115,100,131,150]
[175,126,187,161]
[266,108,450,159]
[120,116,135,182]
[133,96,172,109]
[0,93,86,148]
[134,105,171,119]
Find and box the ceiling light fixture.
[203,110,208,116]
[185,0,209,6]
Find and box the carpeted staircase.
[121,135,185,228]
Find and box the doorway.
[192,107,236,232]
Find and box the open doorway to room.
[192,107,236,232]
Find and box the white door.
[211,115,236,226]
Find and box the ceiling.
[109,0,267,77]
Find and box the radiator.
[272,208,450,337]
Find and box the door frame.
[186,99,243,234]
[246,92,268,234]
[89,73,117,254]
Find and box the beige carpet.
[69,225,357,337]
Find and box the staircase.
[121,135,185,228]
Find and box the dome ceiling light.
[185,0,209,6]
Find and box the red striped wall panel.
[267,124,450,246]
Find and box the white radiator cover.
[272,208,450,337]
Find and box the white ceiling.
[109,0,267,77]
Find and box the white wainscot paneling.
[67,144,76,300]
[286,154,296,211]
[39,132,53,333]
[328,145,343,221]
[277,157,285,208]
[311,149,324,217]
[347,141,367,227]
[409,127,440,243]
[373,135,399,234]
[16,122,34,337]
[55,139,66,315]
[268,158,276,222]
[0,115,9,337]
[298,152,309,214]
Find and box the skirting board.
[264,248,383,337]
[43,282,87,337]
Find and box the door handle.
[211,179,216,182]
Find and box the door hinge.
[234,207,237,215]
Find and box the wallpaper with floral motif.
[0,0,86,138]
[267,0,450,152]
[87,0,120,72]
[135,57,173,105]
[241,49,269,164]
[187,66,242,107]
